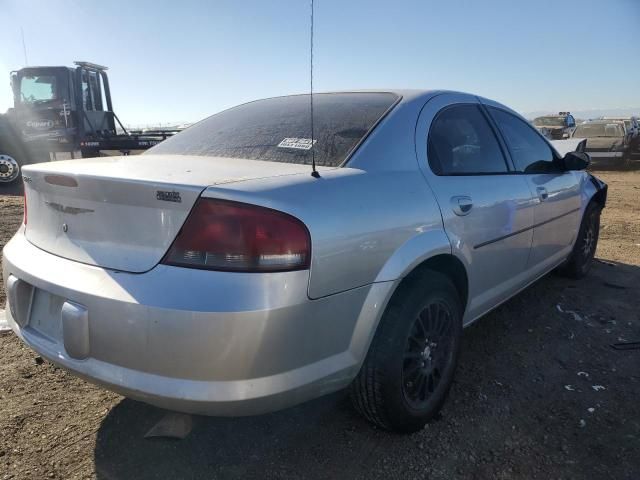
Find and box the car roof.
[586,119,625,124]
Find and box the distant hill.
[525,108,640,121]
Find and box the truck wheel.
[350,270,463,433]
[0,151,22,185]
[558,202,601,279]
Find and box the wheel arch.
[402,254,469,311]
[584,174,607,211]
[590,184,607,211]
[373,227,469,313]
[348,250,469,375]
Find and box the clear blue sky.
[1,0,638,125]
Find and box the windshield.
[147,92,399,167]
[574,123,624,138]
[19,75,58,104]
[533,116,564,127]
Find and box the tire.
[350,270,463,433]
[558,202,601,279]
[0,149,23,185]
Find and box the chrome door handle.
[451,196,473,216]
[536,187,549,201]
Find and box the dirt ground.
[0,171,639,480]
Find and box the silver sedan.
[2,90,606,432]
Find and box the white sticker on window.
[277,137,316,150]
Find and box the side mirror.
[563,150,590,171]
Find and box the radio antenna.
[310,0,320,178]
[21,28,29,66]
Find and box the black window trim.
[484,105,566,175]
[478,103,517,171]
[426,102,514,177]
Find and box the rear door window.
[427,104,508,175]
[148,92,399,167]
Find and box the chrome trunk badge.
[45,202,94,215]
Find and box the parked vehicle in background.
[600,116,640,154]
[3,90,607,433]
[0,61,178,186]
[601,116,639,136]
[572,120,635,168]
[532,112,576,139]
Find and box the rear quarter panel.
[203,167,448,299]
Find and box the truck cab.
[10,62,115,153]
[1,61,176,186]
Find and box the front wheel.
[0,151,22,185]
[559,202,601,278]
[350,270,463,433]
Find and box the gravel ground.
[0,170,639,480]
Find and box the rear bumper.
[2,229,392,415]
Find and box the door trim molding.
[474,207,580,250]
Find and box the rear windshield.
[533,116,564,127]
[147,92,399,167]
[574,123,624,138]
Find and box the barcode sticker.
[278,138,316,150]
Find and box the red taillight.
[162,198,311,272]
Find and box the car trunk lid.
[22,154,322,272]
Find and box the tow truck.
[0,61,179,185]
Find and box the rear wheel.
[0,151,22,185]
[558,202,601,278]
[350,270,463,433]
